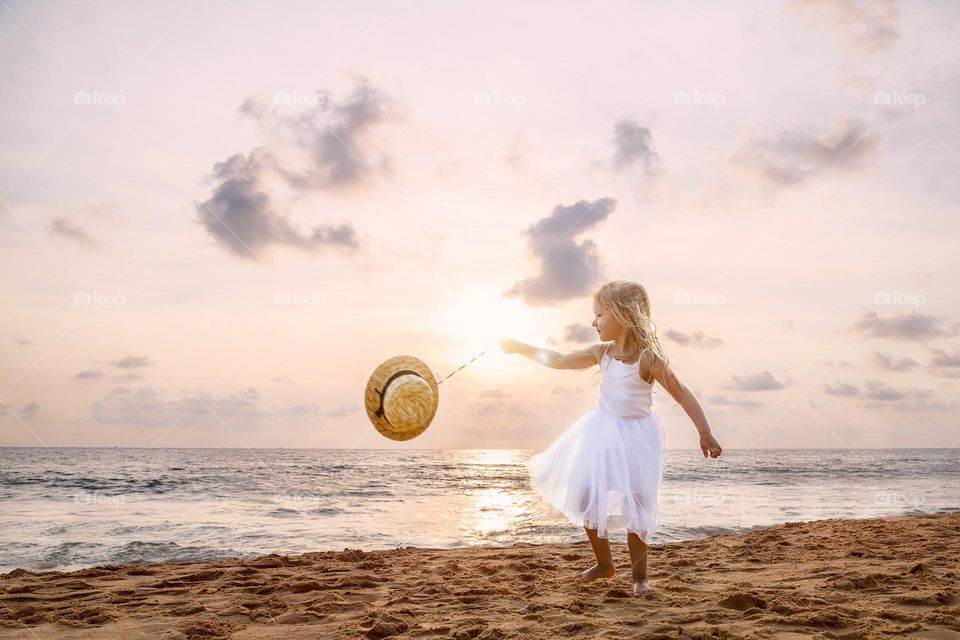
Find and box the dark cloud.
[195,149,360,260]
[871,350,919,372]
[504,198,616,306]
[50,217,97,247]
[706,394,765,410]
[664,329,723,348]
[730,118,882,187]
[611,120,660,175]
[726,371,787,391]
[822,380,859,396]
[109,356,151,369]
[196,77,397,259]
[75,369,105,380]
[853,311,960,341]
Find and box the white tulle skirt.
[527,404,666,542]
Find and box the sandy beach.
[1,511,958,639]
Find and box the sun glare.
[435,286,553,375]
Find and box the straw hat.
[364,355,439,441]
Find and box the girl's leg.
[573,522,616,582]
[627,531,653,596]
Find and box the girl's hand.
[700,432,723,458]
[499,338,521,354]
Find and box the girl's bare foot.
[572,563,616,583]
[633,578,653,597]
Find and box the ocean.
[1,447,957,573]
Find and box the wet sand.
[1,511,958,639]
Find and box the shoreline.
[1,511,958,638]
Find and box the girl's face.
[592,299,622,341]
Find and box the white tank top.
[598,344,654,418]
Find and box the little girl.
[500,280,722,597]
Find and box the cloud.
[860,380,957,411]
[727,370,787,391]
[853,311,960,341]
[822,378,957,411]
[871,350,919,372]
[238,77,398,190]
[109,356,152,369]
[611,120,660,175]
[729,118,882,188]
[818,359,856,368]
[504,198,616,306]
[195,149,360,260]
[664,329,723,348]
[789,0,900,53]
[561,323,597,344]
[195,76,397,259]
[50,217,97,247]
[822,380,859,396]
[473,399,532,418]
[91,385,351,428]
[706,394,765,410]
[928,347,960,378]
[0,401,39,417]
[75,369,105,380]
[92,386,260,428]
[13,338,31,346]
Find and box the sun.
[434,286,551,373]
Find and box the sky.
[2,0,959,450]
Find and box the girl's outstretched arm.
[645,351,723,458]
[499,339,602,370]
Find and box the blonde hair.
[590,280,671,388]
